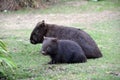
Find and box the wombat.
[41,37,87,64]
[30,20,102,59]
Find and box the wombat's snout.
[41,51,46,55]
[30,40,36,44]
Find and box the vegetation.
[0,0,47,11]
[0,0,120,80]
[0,40,17,79]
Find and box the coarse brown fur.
[30,20,102,59]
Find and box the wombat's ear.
[42,20,45,24]
[43,36,47,40]
[41,20,45,27]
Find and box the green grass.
[1,20,120,80]
[0,0,120,80]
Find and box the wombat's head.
[41,37,58,55]
[30,20,47,44]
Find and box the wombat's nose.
[41,51,46,55]
[30,40,35,44]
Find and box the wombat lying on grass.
[41,37,87,64]
[30,20,102,59]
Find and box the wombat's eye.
[36,30,39,34]
[46,47,51,52]
[47,47,49,50]
[33,35,36,39]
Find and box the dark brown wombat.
[41,37,87,64]
[30,20,102,59]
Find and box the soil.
[0,0,120,30]
[0,10,119,30]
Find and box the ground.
[0,0,120,80]
[0,10,119,30]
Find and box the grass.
[0,0,120,80]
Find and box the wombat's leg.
[48,60,56,64]
[48,61,52,64]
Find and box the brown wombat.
[30,20,102,59]
[41,37,87,64]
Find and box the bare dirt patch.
[0,11,120,30]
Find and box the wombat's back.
[46,24,102,59]
[57,40,87,63]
